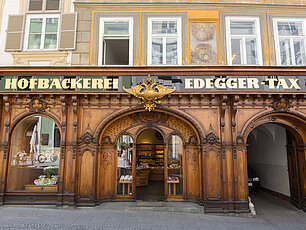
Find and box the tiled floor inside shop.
[136,181,164,201]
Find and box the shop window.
[99,18,133,65]
[167,135,183,195]
[7,116,60,191]
[273,19,306,66]
[226,17,262,65]
[148,17,182,65]
[117,135,133,196]
[24,15,59,51]
[190,22,218,64]
[28,0,60,11]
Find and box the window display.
[117,135,133,195]
[167,135,183,195]
[7,116,60,191]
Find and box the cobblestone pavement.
[0,191,305,230]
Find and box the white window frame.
[98,17,133,66]
[148,17,182,66]
[226,16,263,65]
[27,0,61,12]
[273,18,306,66]
[24,14,60,51]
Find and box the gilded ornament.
[123,76,176,111]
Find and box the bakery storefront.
[0,67,305,213]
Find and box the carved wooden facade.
[0,67,305,213]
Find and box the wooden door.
[286,131,302,209]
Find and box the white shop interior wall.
[247,123,290,196]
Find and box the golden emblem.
[123,76,176,112]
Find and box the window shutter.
[5,15,25,51]
[59,13,77,50]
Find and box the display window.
[116,135,133,196]
[167,135,183,196]
[7,116,60,192]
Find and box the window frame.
[147,17,182,66]
[24,14,60,51]
[226,16,263,66]
[273,18,306,66]
[27,0,61,12]
[98,17,134,66]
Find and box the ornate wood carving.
[80,132,95,145]
[102,151,112,170]
[102,111,196,144]
[28,98,49,112]
[187,150,197,174]
[272,97,291,111]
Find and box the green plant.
[43,167,55,178]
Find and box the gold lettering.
[17,78,29,89]
[38,79,50,89]
[185,79,193,89]
[104,79,111,89]
[92,79,103,89]
[276,79,289,89]
[288,79,301,89]
[247,78,259,89]
[226,78,237,88]
[49,78,62,89]
[215,78,226,89]
[113,79,119,89]
[29,78,38,89]
[70,78,83,89]
[205,78,214,89]
[82,78,91,89]
[61,78,70,89]
[267,79,277,89]
[5,78,17,89]
[238,78,247,88]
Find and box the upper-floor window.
[273,18,306,66]
[99,17,133,66]
[24,14,60,51]
[28,0,60,11]
[226,17,262,65]
[148,17,182,65]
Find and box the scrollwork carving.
[28,98,49,112]
[272,97,291,112]
[80,132,95,145]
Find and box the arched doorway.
[97,110,201,203]
[136,128,164,201]
[247,122,304,209]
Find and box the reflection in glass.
[166,38,178,65]
[28,18,42,49]
[152,38,163,65]
[7,116,60,191]
[245,38,258,65]
[231,38,242,65]
[152,21,177,34]
[280,39,293,65]
[230,21,256,35]
[167,135,183,195]
[117,135,133,196]
[294,39,306,65]
[104,22,129,35]
[278,22,304,36]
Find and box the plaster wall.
[247,123,290,196]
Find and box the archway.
[136,128,164,201]
[97,110,202,203]
[244,113,306,211]
[7,115,61,192]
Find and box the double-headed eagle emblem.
[123,76,176,112]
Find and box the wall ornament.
[123,75,176,111]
